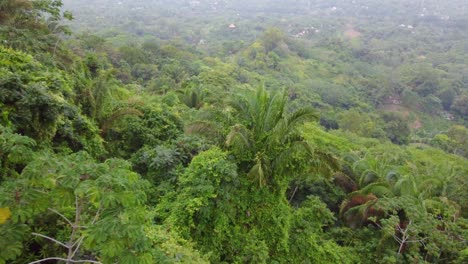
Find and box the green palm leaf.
[226,124,252,150]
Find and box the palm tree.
[80,69,143,135]
[339,151,463,228]
[226,86,337,188]
[338,150,400,228]
[177,84,209,109]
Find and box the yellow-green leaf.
[0,207,12,224]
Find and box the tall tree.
[0,0,73,53]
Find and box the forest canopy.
[0,0,467,263]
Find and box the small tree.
[0,151,155,264]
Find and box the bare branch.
[70,236,85,259]
[70,204,101,260]
[28,257,102,264]
[32,233,69,249]
[67,196,83,262]
[288,185,299,203]
[92,204,102,225]
[406,237,429,243]
[392,234,402,243]
[70,236,84,249]
[48,208,74,227]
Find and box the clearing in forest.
[344,23,362,38]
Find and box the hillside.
[0,0,467,263]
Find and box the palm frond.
[394,174,419,197]
[251,86,269,136]
[339,194,378,228]
[286,107,319,128]
[333,172,358,193]
[359,182,393,197]
[270,107,318,145]
[185,121,220,138]
[359,170,380,187]
[419,178,443,197]
[248,161,267,187]
[226,124,252,150]
[268,119,288,146]
[385,170,400,184]
[273,141,339,179]
[100,107,143,135]
[308,150,340,177]
[228,91,253,125]
[263,91,286,132]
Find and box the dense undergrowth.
[0,0,467,263]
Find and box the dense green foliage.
[0,0,466,263]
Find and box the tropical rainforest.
[0,0,467,263]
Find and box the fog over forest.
[63,0,467,41]
[0,0,467,263]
